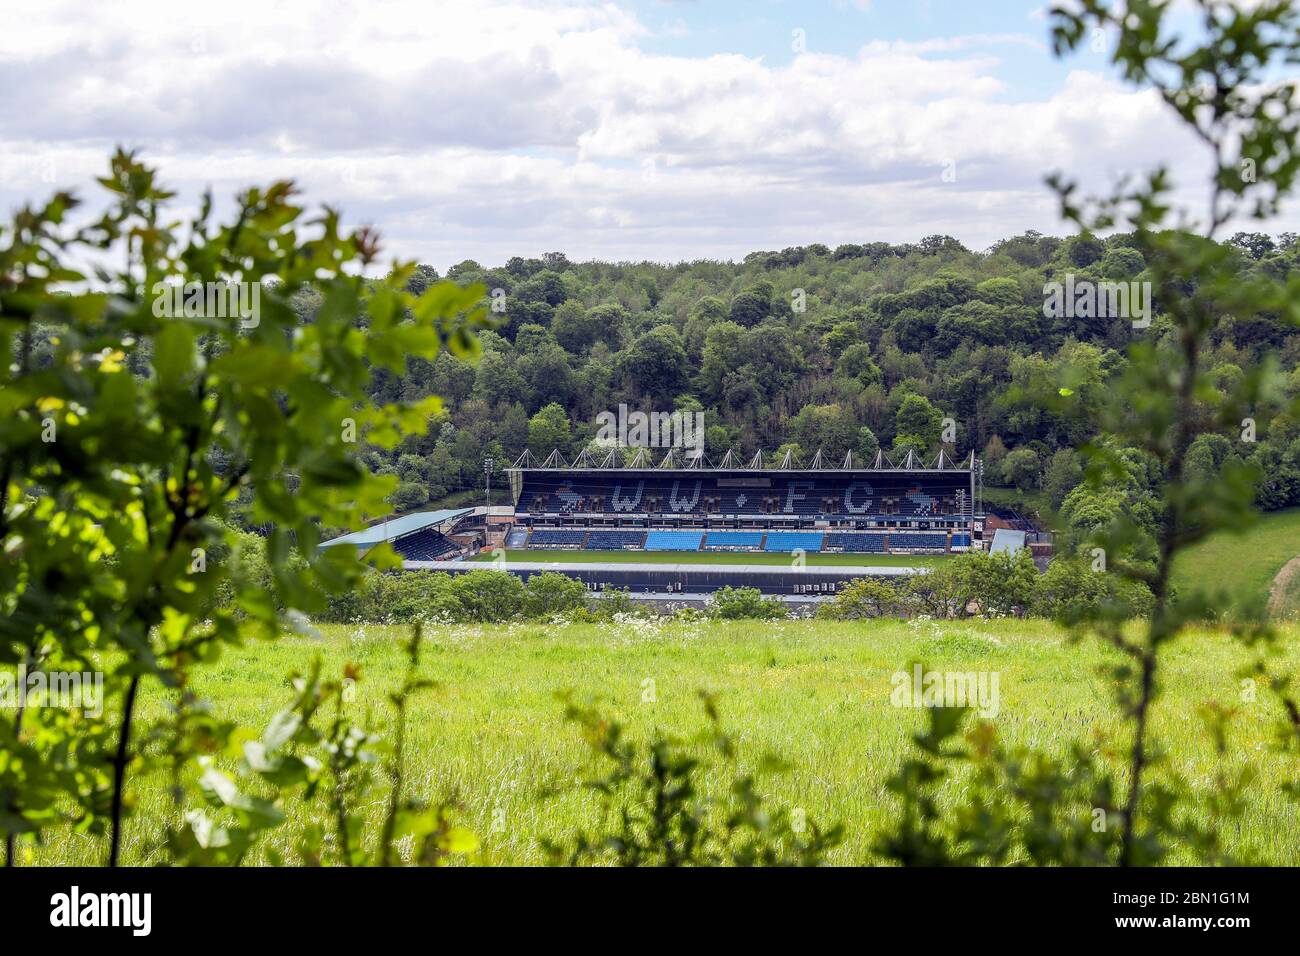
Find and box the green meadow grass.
[1171,507,1300,614]
[42,618,1300,867]
[472,548,943,568]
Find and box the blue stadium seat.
[823,532,886,553]
[586,529,647,550]
[763,532,824,552]
[527,529,588,549]
[393,528,457,560]
[644,530,704,551]
[703,531,764,550]
[889,533,949,552]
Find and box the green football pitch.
[472,549,944,568]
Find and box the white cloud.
[0,0,1283,270]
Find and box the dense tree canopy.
[343,233,1300,522]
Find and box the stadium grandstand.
[318,507,477,561]
[505,447,982,556]
[317,449,985,602]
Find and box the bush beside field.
[306,548,1150,625]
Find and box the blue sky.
[633,1,1069,93]
[0,0,1289,268]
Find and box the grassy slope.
[982,485,1050,518]
[1272,559,1300,617]
[1171,507,1300,614]
[64,618,1300,867]
[471,549,943,568]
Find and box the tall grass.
[36,618,1300,866]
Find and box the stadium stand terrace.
[318,451,987,602]
[505,447,984,556]
[317,508,474,560]
[763,531,825,552]
[703,531,765,551]
[585,529,648,550]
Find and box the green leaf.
[154,321,196,388]
[261,709,302,751]
[444,826,479,854]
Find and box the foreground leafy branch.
[872,0,1300,866]
[0,150,488,864]
[164,624,477,867]
[543,691,843,866]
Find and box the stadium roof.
[319,508,473,549]
[509,447,975,472]
[989,529,1027,554]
